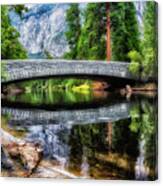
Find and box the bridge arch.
[1,60,139,84]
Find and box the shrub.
[128,50,142,76]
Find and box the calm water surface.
[1,89,158,180]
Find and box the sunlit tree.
[142,1,158,77]
[110,2,140,61]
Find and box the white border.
[0,0,162,186]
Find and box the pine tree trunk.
[107,122,112,151]
[106,3,111,62]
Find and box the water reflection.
[2,102,131,126]
[1,90,157,180]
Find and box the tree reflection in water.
[1,91,157,180]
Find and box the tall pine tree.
[110,2,140,61]
[65,2,139,62]
[110,3,126,61]
[124,3,140,54]
[106,3,111,61]
[142,1,157,77]
[77,3,107,60]
[1,5,27,59]
[65,4,81,59]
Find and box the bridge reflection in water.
[1,95,157,180]
[2,102,130,126]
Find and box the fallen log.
[126,83,157,92]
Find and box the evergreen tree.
[110,3,126,61]
[124,3,140,54]
[77,3,107,60]
[65,4,81,59]
[106,3,111,61]
[110,2,140,61]
[10,5,28,17]
[142,1,157,77]
[1,5,27,59]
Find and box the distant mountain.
[9,4,70,59]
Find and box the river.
[1,86,158,180]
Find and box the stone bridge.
[2,102,131,126]
[1,60,140,84]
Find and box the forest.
[1,2,157,92]
[1,2,158,180]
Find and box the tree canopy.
[65,2,140,62]
[64,4,81,59]
[128,1,158,78]
[1,5,27,59]
[142,1,158,77]
[77,3,107,60]
[110,2,140,61]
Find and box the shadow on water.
[1,86,158,180]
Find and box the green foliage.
[142,1,157,77]
[124,3,140,52]
[128,50,142,62]
[129,104,141,133]
[128,50,142,76]
[143,48,155,76]
[128,2,157,79]
[10,5,28,17]
[65,2,140,62]
[44,50,53,59]
[5,78,93,106]
[17,78,91,93]
[112,118,139,157]
[65,4,81,59]
[129,101,156,137]
[1,5,27,59]
[129,99,157,172]
[1,62,8,80]
[110,2,140,61]
[129,62,140,76]
[77,3,107,60]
